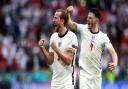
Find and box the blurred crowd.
[0,0,128,88]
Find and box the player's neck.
[90,24,99,34]
[58,26,68,37]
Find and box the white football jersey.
[77,24,112,77]
[49,30,78,87]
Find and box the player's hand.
[66,5,74,13]
[108,62,117,71]
[51,40,58,52]
[38,39,45,48]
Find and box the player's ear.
[96,17,100,22]
[61,19,64,25]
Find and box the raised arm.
[38,39,54,65]
[107,46,118,71]
[66,6,77,32]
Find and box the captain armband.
[66,48,76,55]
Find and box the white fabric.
[49,30,78,88]
[76,23,113,89]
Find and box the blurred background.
[0,0,128,89]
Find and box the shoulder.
[99,31,107,36]
[67,31,78,46]
[51,32,58,38]
[99,31,110,40]
[50,32,58,40]
[68,30,77,37]
[68,31,78,43]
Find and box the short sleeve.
[71,33,78,50]
[104,34,113,48]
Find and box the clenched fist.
[108,62,117,71]
[66,5,74,13]
[38,39,45,48]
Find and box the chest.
[81,31,104,49]
[54,36,72,50]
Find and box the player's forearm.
[54,47,72,65]
[40,47,54,65]
[67,12,77,32]
[111,51,118,66]
[108,47,118,66]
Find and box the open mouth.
[53,24,57,27]
[87,21,90,25]
[87,22,91,26]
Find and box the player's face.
[52,12,63,32]
[87,12,97,29]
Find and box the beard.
[87,22,93,30]
[53,24,60,32]
[87,23,91,29]
[55,27,59,32]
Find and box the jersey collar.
[58,30,68,38]
[90,30,99,34]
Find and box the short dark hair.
[56,9,68,26]
[89,8,101,20]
